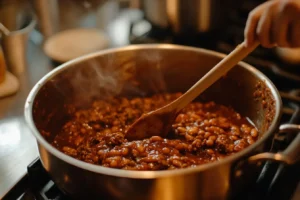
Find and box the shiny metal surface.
[1,16,36,76]
[25,44,286,199]
[0,0,36,76]
[249,124,300,165]
[0,40,52,198]
[142,0,237,34]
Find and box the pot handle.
[248,124,300,165]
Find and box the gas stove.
[3,1,300,200]
[3,158,69,200]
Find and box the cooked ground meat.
[52,93,258,170]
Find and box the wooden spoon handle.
[172,41,260,111]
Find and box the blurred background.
[0,0,300,200]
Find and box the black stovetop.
[3,158,68,200]
[3,1,300,199]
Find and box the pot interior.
[32,46,278,145]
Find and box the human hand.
[244,0,300,48]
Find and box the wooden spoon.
[125,41,260,141]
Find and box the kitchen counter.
[0,9,139,198]
[0,38,53,198]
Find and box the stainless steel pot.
[141,0,238,34]
[24,44,300,200]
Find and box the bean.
[185,133,194,141]
[121,147,129,156]
[210,126,221,134]
[203,120,210,126]
[107,149,121,157]
[169,140,179,147]
[209,135,217,141]
[177,127,187,133]
[231,126,240,136]
[206,149,214,155]
[190,113,200,120]
[196,135,204,140]
[121,157,131,166]
[53,93,259,170]
[187,144,193,152]
[192,139,202,149]
[62,146,77,156]
[162,147,170,154]
[111,126,119,132]
[176,114,187,123]
[188,127,199,135]
[92,156,99,163]
[172,160,183,168]
[175,143,185,150]
[209,119,217,126]
[97,150,106,157]
[132,149,139,157]
[204,132,211,138]
[136,144,145,153]
[241,124,251,134]
[110,159,118,168]
[140,156,158,163]
[197,129,204,135]
[247,138,255,145]
[251,128,258,137]
[206,139,214,146]
[230,135,238,141]
[218,117,230,129]
[227,144,234,152]
[182,143,189,149]
[171,148,180,155]
[150,136,163,142]
[234,140,247,152]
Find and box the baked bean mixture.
[52,93,258,170]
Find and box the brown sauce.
[51,93,258,170]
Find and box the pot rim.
[24,44,282,179]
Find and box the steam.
[71,56,122,99]
[51,49,168,107]
[68,56,133,105]
[139,50,167,93]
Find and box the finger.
[256,8,273,48]
[268,9,277,47]
[272,11,290,47]
[244,10,261,47]
[289,21,300,47]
